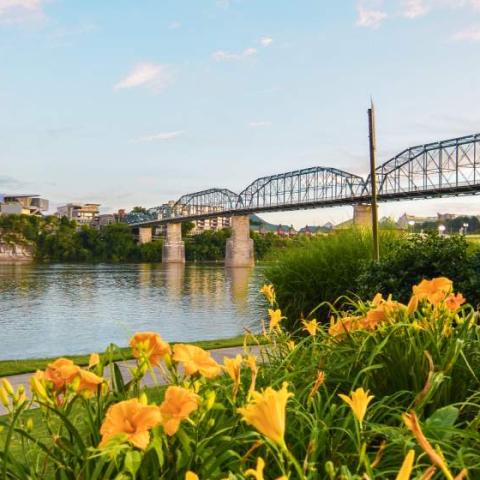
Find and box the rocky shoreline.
[0,242,33,262]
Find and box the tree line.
[0,214,292,263]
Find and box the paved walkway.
[1,345,261,413]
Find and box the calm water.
[0,263,264,360]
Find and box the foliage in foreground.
[266,230,480,329]
[1,278,480,478]
[265,229,401,328]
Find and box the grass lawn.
[0,335,250,377]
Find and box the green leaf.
[124,450,142,476]
[425,405,459,440]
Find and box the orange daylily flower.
[260,284,275,305]
[99,398,162,450]
[308,370,326,400]
[402,411,454,480]
[396,449,415,480]
[76,369,103,397]
[172,344,222,378]
[246,354,258,395]
[224,354,242,397]
[268,308,284,332]
[44,358,81,391]
[328,316,364,336]
[445,293,466,312]
[302,319,319,336]
[130,332,171,367]
[238,382,292,446]
[339,387,374,424]
[412,277,452,306]
[159,386,199,436]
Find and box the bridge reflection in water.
[0,264,264,360]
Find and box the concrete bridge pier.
[225,215,254,267]
[138,227,153,244]
[162,223,185,264]
[353,204,373,227]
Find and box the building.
[397,213,437,229]
[132,201,232,236]
[0,194,49,216]
[56,203,100,225]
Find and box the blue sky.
[1,0,480,227]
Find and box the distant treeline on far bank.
[0,214,292,263]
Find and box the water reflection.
[225,267,253,312]
[0,263,264,360]
[165,263,185,298]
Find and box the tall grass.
[265,229,401,328]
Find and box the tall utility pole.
[368,100,380,261]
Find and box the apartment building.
[56,203,100,225]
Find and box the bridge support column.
[353,204,373,227]
[138,227,152,244]
[225,215,254,267]
[162,223,185,264]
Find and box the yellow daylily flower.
[88,353,100,369]
[260,284,275,305]
[302,318,319,336]
[396,449,415,480]
[185,471,199,480]
[244,457,287,480]
[268,308,284,332]
[238,382,292,446]
[339,387,374,424]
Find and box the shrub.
[0,278,478,478]
[265,229,401,329]
[358,233,480,308]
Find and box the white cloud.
[452,25,480,40]
[356,2,388,28]
[114,63,174,93]
[248,121,271,128]
[260,36,273,47]
[212,47,257,61]
[132,131,185,143]
[168,20,181,30]
[0,0,47,24]
[403,0,429,17]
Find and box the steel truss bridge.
[125,133,480,226]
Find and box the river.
[0,263,265,360]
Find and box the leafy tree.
[131,206,148,214]
[181,221,195,237]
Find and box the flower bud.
[139,392,148,405]
[26,418,34,432]
[0,386,9,407]
[2,379,14,396]
[204,390,216,411]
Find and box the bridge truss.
[124,133,480,226]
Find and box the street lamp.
[463,222,469,235]
[408,220,415,233]
[438,224,446,235]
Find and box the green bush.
[358,233,480,308]
[265,229,402,329]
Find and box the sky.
[1,0,480,228]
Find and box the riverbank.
[0,334,258,377]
